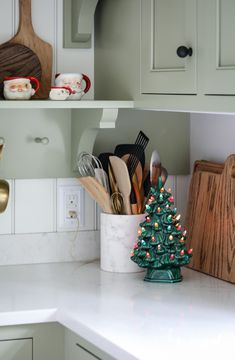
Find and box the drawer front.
[0,338,32,360]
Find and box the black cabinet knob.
[176,46,193,58]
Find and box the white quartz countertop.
[0,261,234,360]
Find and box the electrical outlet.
[57,179,85,232]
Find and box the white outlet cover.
[57,178,85,232]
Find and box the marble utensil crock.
[100,213,145,273]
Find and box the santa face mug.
[3,76,40,100]
[49,86,72,101]
[55,73,91,100]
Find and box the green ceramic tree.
[131,178,193,283]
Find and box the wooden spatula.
[8,0,52,99]
[109,156,132,215]
[122,154,143,214]
[78,176,113,214]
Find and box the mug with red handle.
[55,73,91,100]
[3,76,40,100]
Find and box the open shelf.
[0,100,134,110]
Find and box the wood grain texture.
[78,176,113,214]
[0,42,41,98]
[9,0,52,99]
[185,155,235,283]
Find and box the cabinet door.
[0,338,32,360]
[200,0,235,94]
[65,328,113,360]
[75,343,102,360]
[141,0,197,94]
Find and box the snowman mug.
[3,76,40,100]
[55,73,91,100]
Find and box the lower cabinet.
[0,323,64,360]
[0,338,32,360]
[0,323,114,360]
[64,328,114,360]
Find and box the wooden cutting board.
[185,155,235,283]
[0,42,42,99]
[2,0,52,99]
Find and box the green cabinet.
[0,338,32,360]
[141,0,235,96]
[65,328,114,360]
[141,0,197,94]
[0,323,64,360]
[199,0,235,95]
[95,0,235,112]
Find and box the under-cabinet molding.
[63,0,99,48]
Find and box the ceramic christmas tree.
[131,177,193,283]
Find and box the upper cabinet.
[199,0,235,95]
[95,0,235,112]
[141,0,197,94]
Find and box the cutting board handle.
[223,154,235,180]
[17,0,34,34]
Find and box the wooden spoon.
[109,156,132,215]
[121,154,143,214]
[78,176,113,214]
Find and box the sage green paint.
[94,109,190,175]
[63,0,99,48]
[0,323,64,360]
[65,327,114,360]
[0,109,73,179]
[95,0,196,97]
[0,339,32,360]
[198,0,235,95]
[141,0,197,94]
[95,0,235,111]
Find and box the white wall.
[190,113,235,168]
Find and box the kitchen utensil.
[98,152,113,190]
[121,154,143,214]
[78,176,113,214]
[150,150,161,186]
[0,179,9,213]
[161,166,168,186]
[109,156,132,215]
[0,42,41,98]
[4,0,53,99]
[126,131,149,172]
[115,144,145,169]
[142,170,151,210]
[185,155,235,283]
[94,168,110,194]
[114,130,149,171]
[77,151,101,176]
[108,163,124,214]
[77,152,109,193]
[98,153,113,174]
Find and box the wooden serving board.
[2,0,52,99]
[185,155,235,283]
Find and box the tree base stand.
[144,267,182,283]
